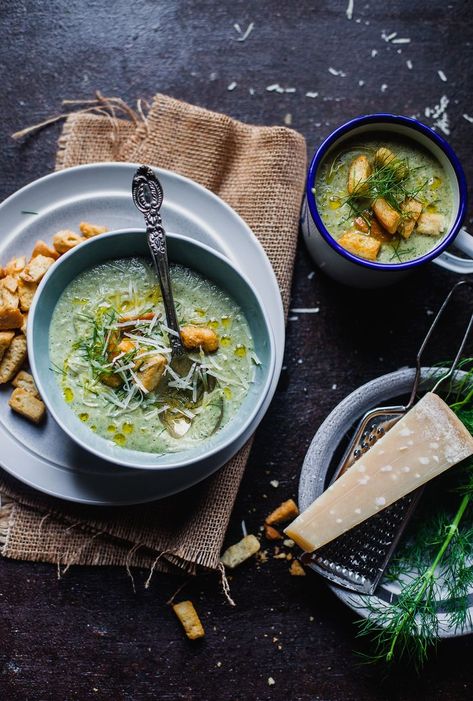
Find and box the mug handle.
[433,228,473,274]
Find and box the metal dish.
[298,367,473,638]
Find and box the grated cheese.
[328,67,346,77]
[346,0,354,20]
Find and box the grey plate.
[298,367,473,638]
[0,163,285,505]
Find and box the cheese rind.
[285,393,473,552]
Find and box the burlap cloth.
[0,94,306,576]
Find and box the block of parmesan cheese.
[285,392,473,552]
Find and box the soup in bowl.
[29,230,276,469]
[302,114,468,288]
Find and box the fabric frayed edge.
[0,496,15,556]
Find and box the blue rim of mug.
[306,113,468,271]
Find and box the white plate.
[0,163,284,505]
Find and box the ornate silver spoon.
[132,165,219,437]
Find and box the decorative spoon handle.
[132,165,184,357]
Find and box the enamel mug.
[301,114,471,288]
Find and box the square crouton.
[416,213,446,236]
[0,283,23,330]
[20,254,55,284]
[52,230,85,254]
[0,334,27,383]
[12,370,39,397]
[172,601,205,640]
[18,278,37,312]
[0,331,15,363]
[0,307,23,330]
[79,222,109,238]
[2,275,18,294]
[347,155,372,196]
[21,312,28,335]
[399,198,423,239]
[221,534,260,569]
[4,256,26,276]
[372,198,401,234]
[31,240,59,260]
[338,230,381,262]
[137,354,167,392]
[9,387,45,424]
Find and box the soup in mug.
[314,135,452,264]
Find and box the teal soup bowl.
[28,229,276,470]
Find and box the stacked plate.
[0,163,284,505]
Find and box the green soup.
[49,258,258,453]
[314,135,453,264]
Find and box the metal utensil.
[302,280,473,595]
[132,165,216,438]
[132,165,186,360]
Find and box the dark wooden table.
[1,1,473,699]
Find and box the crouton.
[347,155,372,196]
[12,370,39,397]
[266,499,299,526]
[338,230,381,261]
[20,254,55,284]
[0,331,14,362]
[416,212,446,236]
[0,283,19,309]
[117,338,136,355]
[100,372,123,388]
[172,601,205,640]
[264,524,283,541]
[180,325,219,353]
[289,560,306,577]
[9,387,45,424]
[2,276,18,294]
[137,354,167,392]
[79,222,109,238]
[0,334,27,383]
[369,217,391,242]
[0,308,23,330]
[0,284,23,330]
[4,256,26,276]
[374,147,407,179]
[399,198,423,239]
[374,146,396,169]
[17,279,37,312]
[372,198,401,234]
[21,312,28,335]
[31,240,59,261]
[221,534,260,569]
[354,215,369,233]
[52,230,85,254]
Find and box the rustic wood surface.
[1,1,473,699]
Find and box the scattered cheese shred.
[328,67,346,77]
